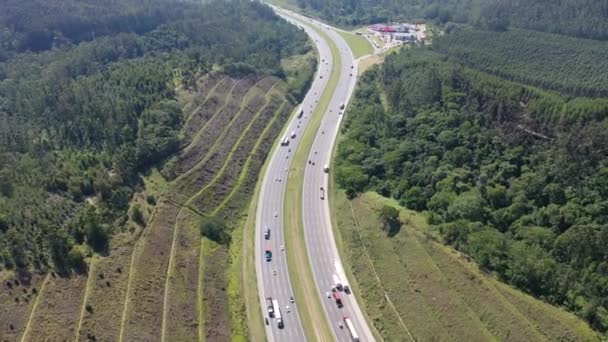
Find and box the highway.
[255,5,374,342]
[254,7,331,341]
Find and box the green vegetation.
[335,47,608,333]
[337,31,374,58]
[290,0,608,40]
[0,0,307,275]
[434,29,608,97]
[330,190,599,341]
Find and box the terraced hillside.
[0,72,295,341]
[330,190,600,341]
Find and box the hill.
[0,0,315,340]
[335,47,608,333]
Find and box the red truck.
[333,291,343,308]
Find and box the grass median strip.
[282,14,340,342]
[337,31,374,58]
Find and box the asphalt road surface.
[255,5,374,342]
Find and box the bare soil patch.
[120,200,180,341]
[0,272,45,341]
[23,273,87,341]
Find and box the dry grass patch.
[331,191,599,341]
[22,273,86,341]
[0,272,45,341]
[202,241,231,342]
[120,200,180,341]
[163,209,201,341]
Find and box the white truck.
[266,297,274,317]
[272,299,283,328]
[333,274,343,291]
[344,316,360,342]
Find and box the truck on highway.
[333,291,343,308]
[280,136,289,146]
[266,297,274,317]
[297,108,304,118]
[272,299,284,328]
[333,274,343,291]
[344,316,360,341]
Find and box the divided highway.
[255,5,374,341]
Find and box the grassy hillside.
[330,190,600,341]
[334,47,608,333]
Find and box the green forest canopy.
[292,0,608,40]
[335,47,608,332]
[0,0,308,274]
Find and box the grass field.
[282,14,338,342]
[328,189,601,341]
[336,31,374,58]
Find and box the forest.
[292,0,608,40]
[433,29,608,98]
[335,48,608,332]
[0,0,307,273]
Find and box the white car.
[274,212,278,217]
[280,245,284,251]
[326,291,331,298]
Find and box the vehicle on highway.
[266,297,275,317]
[280,245,284,251]
[280,136,289,146]
[264,227,270,239]
[344,283,351,294]
[344,316,360,342]
[265,317,269,325]
[265,249,272,262]
[326,291,331,298]
[338,321,343,329]
[290,296,294,303]
[340,103,345,110]
[333,274,343,291]
[323,164,329,173]
[272,299,284,328]
[286,305,290,313]
[320,75,323,79]
[297,108,304,118]
[290,131,297,139]
[320,187,325,200]
[333,292,343,308]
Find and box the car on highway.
[323,164,329,173]
[265,249,272,262]
[339,103,345,110]
[264,227,270,239]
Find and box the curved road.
[255,5,374,341]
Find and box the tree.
[200,216,230,245]
[378,205,401,236]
